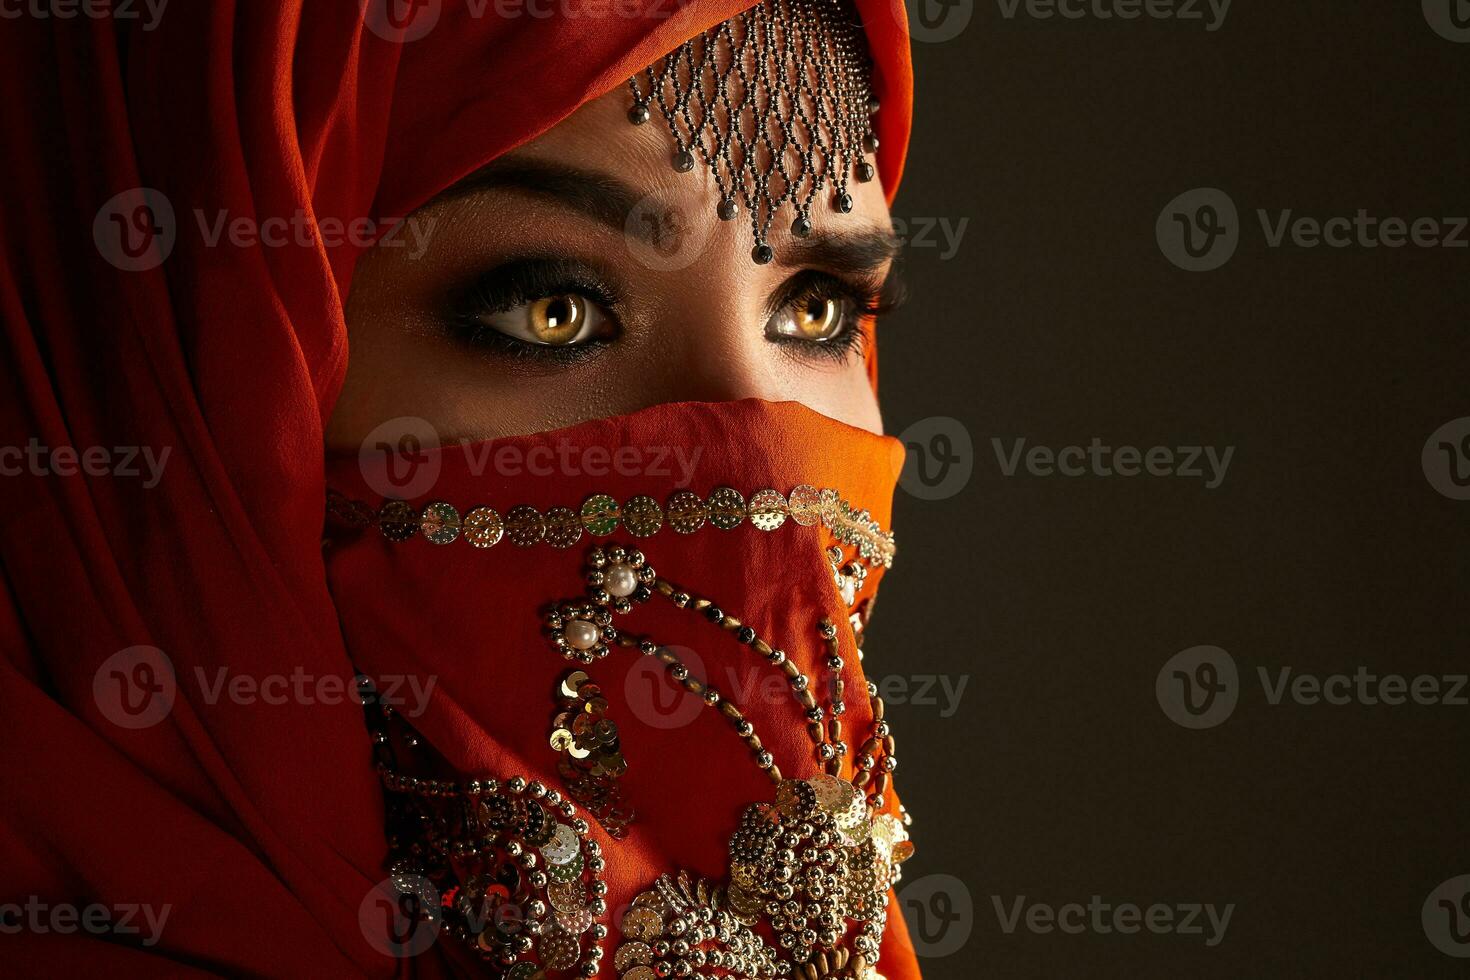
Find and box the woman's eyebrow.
[436,157,644,238]
[436,155,901,269]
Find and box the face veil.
[324,399,918,976]
[0,1,916,976]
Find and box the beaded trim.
[327,485,896,568]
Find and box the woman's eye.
[766,294,854,343]
[479,293,610,347]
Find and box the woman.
[0,1,919,977]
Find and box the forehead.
[511,84,892,262]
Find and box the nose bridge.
[636,278,787,407]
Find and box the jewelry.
[327,484,896,569]
[550,670,636,839]
[625,0,880,264]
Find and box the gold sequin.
[580,493,620,536]
[547,879,587,914]
[462,506,504,548]
[614,940,654,971]
[706,486,746,530]
[622,968,658,980]
[620,906,664,941]
[378,500,418,541]
[537,927,579,970]
[418,501,461,545]
[665,489,707,533]
[544,506,583,549]
[787,484,823,526]
[505,504,546,547]
[622,495,664,537]
[748,488,789,531]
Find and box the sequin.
[505,504,546,547]
[665,489,707,533]
[555,906,594,935]
[541,823,581,864]
[619,906,664,941]
[462,506,504,548]
[378,500,418,541]
[706,486,746,530]
[543,506,583,549]
[418,501,462,545]
[547,879,587,914]
[787,484,823,526]
[547,850,584,882]
[614,940,654,971]
[622,495,664,537]
[621,968,658,980]
[505,963,542,980]
[748,488,789,531]
[537,927,580,970]
[580,494,620,536]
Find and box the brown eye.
[480,292,609,347]
[766,294,852,343]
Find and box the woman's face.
[325,84,899,450]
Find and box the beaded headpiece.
[626,0,880,264]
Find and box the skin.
[325,83,897,451]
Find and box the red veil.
[0,1,914,975]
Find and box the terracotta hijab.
[0,1,915,976]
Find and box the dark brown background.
[874,1,1470,976]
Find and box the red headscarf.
[0,1,914,976]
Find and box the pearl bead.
[565,620,601,651]
[605,562,639,598]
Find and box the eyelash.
[448,258,622,365]
[447,259,904,364]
